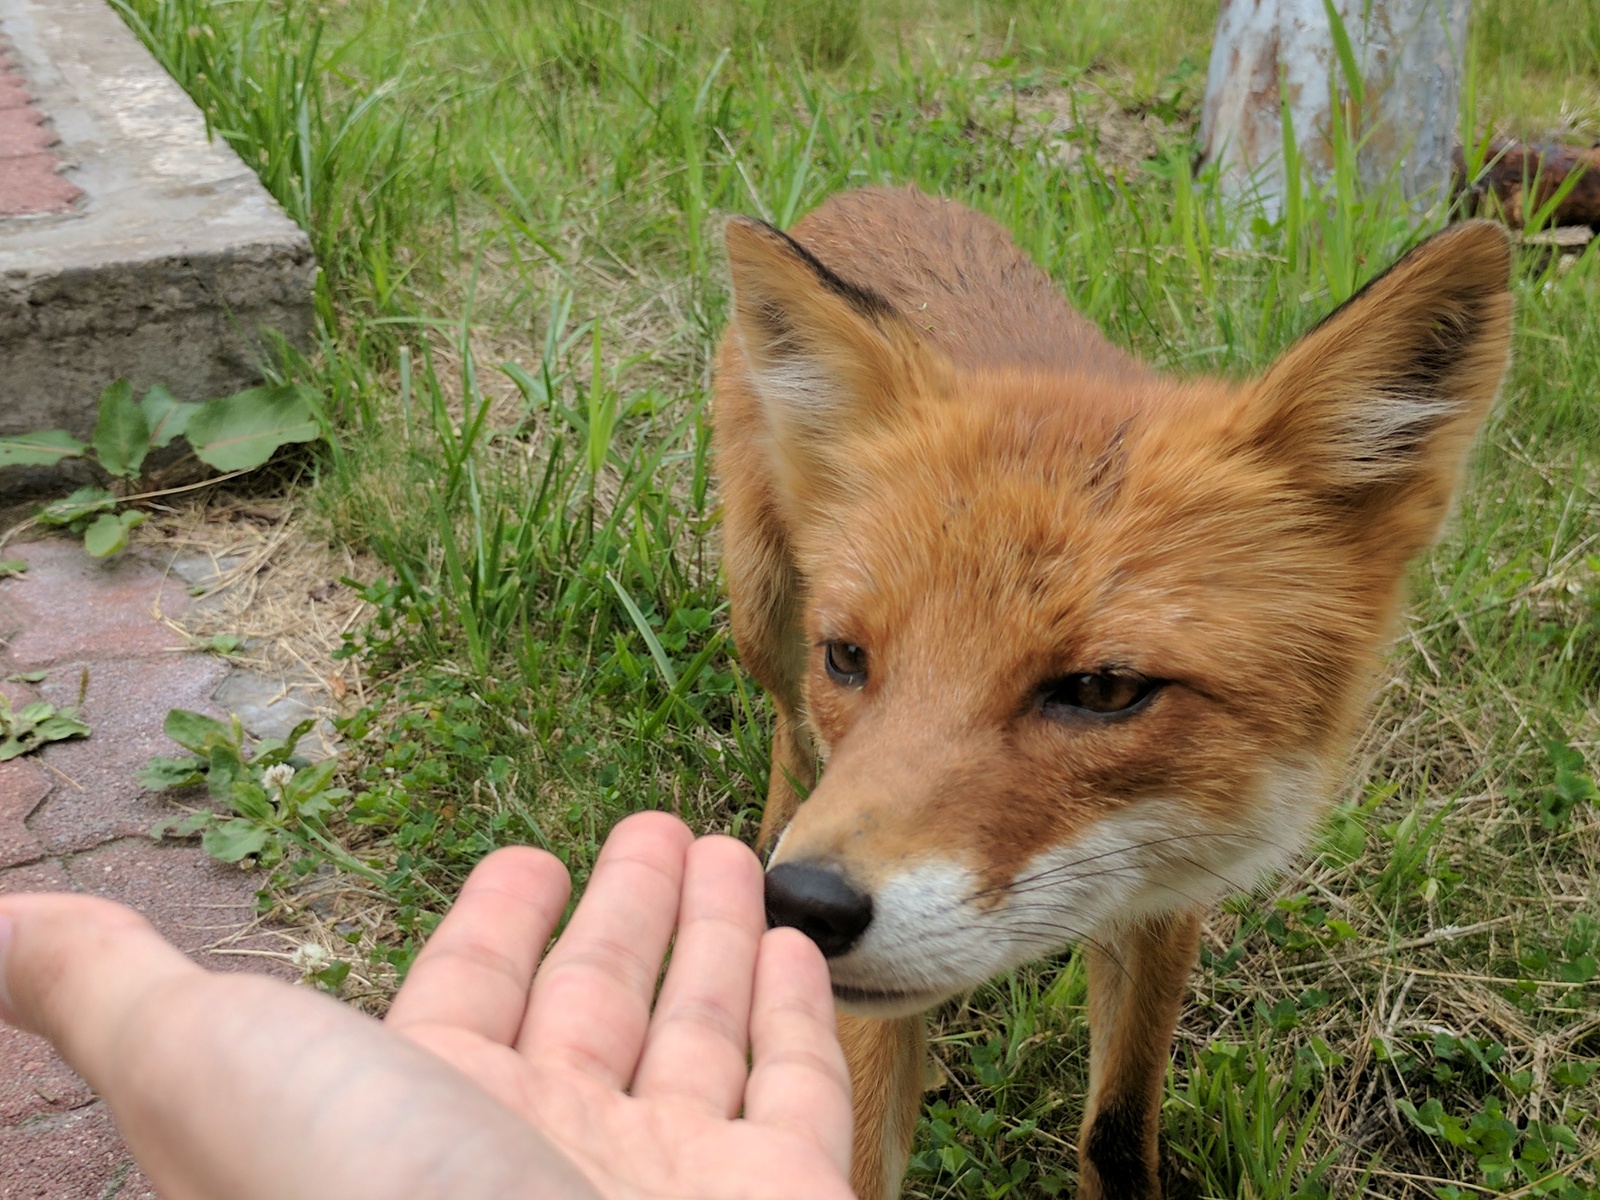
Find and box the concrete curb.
[0,0,315,449]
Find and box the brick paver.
[0,35,82,217]
[0,537,297,1198]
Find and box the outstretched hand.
[386,812,855,1198]
[0,812,854,1200]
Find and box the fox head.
[725,215,1513,1017]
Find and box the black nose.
[765,861,874,958]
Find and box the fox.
[711,185,1512,1200]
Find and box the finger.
[518,810,693,1088]
[629,836,764,1116]
[744,927,854,1173]
[386,846,570,1047]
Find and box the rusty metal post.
[1199,0,1471,219]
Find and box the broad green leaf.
[150,810,214,839]
[36,486,116,528]
[164,709,233,754]
[0,429,86,467]
[256,718,317,766]
[229,780,274,822]
[0,697,89,759]
[16,701,53,725]
[139,385,199,450]
[206,740,245,800]
[30,713,91,742]
[92,380,151,478]
[186,386,321,472]
[309,959,351,992]
[136,755,207,791]
[297,791,344,820]
[202,818,270,863]
[0,560,26,577]
[284,759,337,806]
[82,510,144,558]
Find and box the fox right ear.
[1239,220,1513,565]
[724,216,939,507]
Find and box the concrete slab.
[0,0,315,448]
[212,667,339,759]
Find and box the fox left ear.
[724,215,946,513]
[1242,220,1513,558]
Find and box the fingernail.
[0,913,14,1024]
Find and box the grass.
[105,0,1600,1196]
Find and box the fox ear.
[724,216,940,507]
[1242,220,1513,557]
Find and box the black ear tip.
[724,213,783,247]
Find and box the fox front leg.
[1078,910,1201,1199]
[839,1012,927,1200]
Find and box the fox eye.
[1040,671,1159,720]
[824,642,868,687]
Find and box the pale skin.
[0,812,855,1200]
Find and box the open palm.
[385,812,856,1200]
[0,813,852,1200]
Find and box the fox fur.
[712,185,1512,1200]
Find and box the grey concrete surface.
[0,0,315,447]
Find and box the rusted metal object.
[1199,0,1470,220]
[1452,142,1600,228]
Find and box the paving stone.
[0,1103,139,1199]
[0,30,80,221]
[0,757,49,869]
[0,858,71,894]
[115,1165,157,1200]
[0,1025,93,1125]
[62,840,294,980]
[0,861,85,1135]
[27,654,230,854]
[0,541,191,667]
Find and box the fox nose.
[764,861,873,958]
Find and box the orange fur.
[713,186,1512,1199]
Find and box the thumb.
[0,893,198,1089]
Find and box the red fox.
[712,186,1512,1200]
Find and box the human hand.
[0,812,854,1200]
[385,811,856,1199]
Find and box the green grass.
[110,1,1600,1195]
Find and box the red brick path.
[0,540,295,1198]
[0,34,83,217]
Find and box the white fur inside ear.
[750,357,844,421]
[1336,390,1463,483]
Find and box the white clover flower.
[261,763,295,794]
[292,943,332,973]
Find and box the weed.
[3,379,324,557]
[144,709,350,868]
[0,676,90,761]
